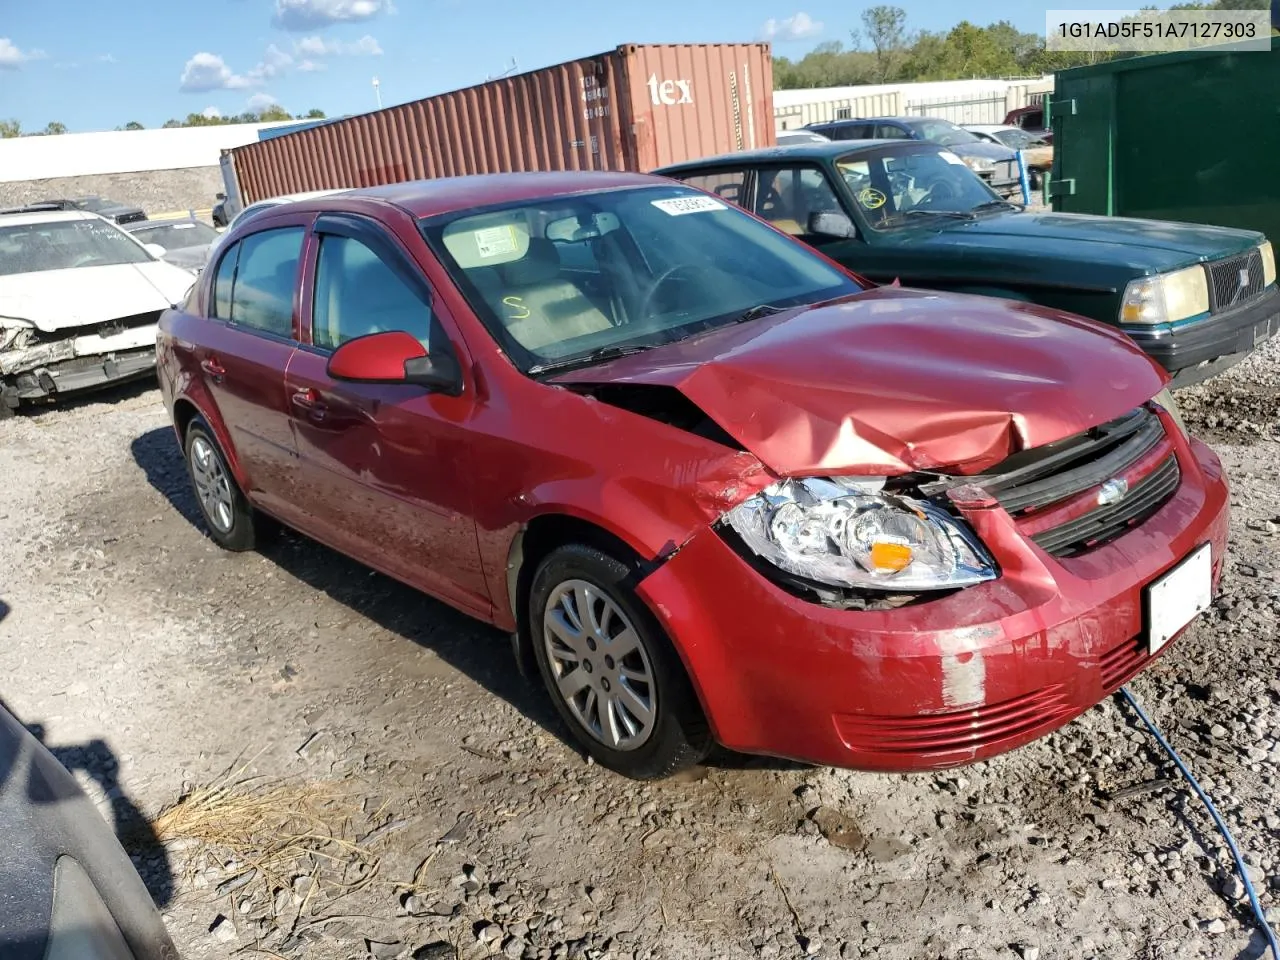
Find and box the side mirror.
[216,193,226,201]
[326,330,463,396]
[807,211,857,239]
[143,243,167,258]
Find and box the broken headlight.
[724,477,997,592]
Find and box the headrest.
[500,238,560,286]
[442,212,531,269]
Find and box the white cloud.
[295,34,381,57]
[98,53,117,64]
[0,38,46,69]
[180,52,254,92]
[761,12,823,42]
[273,0,391,31]
[201,105,223,119]
[247,92,279,112]
[249,43,294,81]
[297,59,327,72]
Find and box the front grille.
[1031,454,1180,557]
[1207,249,1265,313]
[928,405,1181,558]
[833,684,1074,759]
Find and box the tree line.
[773,1,1273,88]
[0,108,327,139]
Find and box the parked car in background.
[31,195,148,225]
[124,216,220,273]
[965,124,1053,188]
[656,139,1279,386]
[0,692,178,960]
[776,129,830,146]
[1003,105,1052,143]
[159,172,1225,781]
[224,188,351,234]
[803,117,1021,197]
[0,209,196,417]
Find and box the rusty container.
[227,42,774,205]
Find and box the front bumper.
[636,433,1229,772]
[1123,284,1280,387]
[1,324,159,410]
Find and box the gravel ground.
[2,338,1279,960]
[0,166,221,215]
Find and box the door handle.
[201,357,226,383]
[291,387,328,422]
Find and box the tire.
[529,543,712,779]
[183,417,256,552]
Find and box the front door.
[197,219,310,518]
[284,215,490,618]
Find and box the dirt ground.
[2,341,1280,960]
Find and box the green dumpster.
[1050,37,1280,245]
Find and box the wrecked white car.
[0,210,196,418]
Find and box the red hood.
[552,288,1166,476]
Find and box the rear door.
[196,215,311,518]
[284,213,490,618]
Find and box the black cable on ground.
[1118,684,1280,959]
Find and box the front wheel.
[184,417,257,551]
[529,544,712,779]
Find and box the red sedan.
[157,173,1229,780]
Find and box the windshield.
[903,119,981,147]
[993,129,1046,150]
[132,220,219,249]
[422,185,862,373]
[836,146,1005,229]
[0,218,152,276]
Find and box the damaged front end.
[0,311,162,415]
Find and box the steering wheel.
[918,178,958,208]
[639,263,709,319]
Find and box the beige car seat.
[491,238,613,352]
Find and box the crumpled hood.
[0,261,195,333]
[553,288,1167,477]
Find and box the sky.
[0,0,1050,133]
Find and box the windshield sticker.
[170,223,197,230]
[857,187,887,210]
[652,196,726,216]
[474,225,519,259]
[939,151,967,166]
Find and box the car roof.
[810,116,930,127]
[278,171,670,219]
[654,139,937,173]
[0,209,100,227]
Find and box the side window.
[754,167,844,236]
[875,124,910,140]
[212,242,239,319]
[834,123,871,140]
[312,233,433,350]
[680,170,748,207]
[229,227,305,338]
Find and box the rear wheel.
[529,544,712,779]
[184,417,256,551]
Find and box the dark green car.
[656,140,1279,387]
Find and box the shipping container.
[1049,38,1280,245]
[224,43,774,206]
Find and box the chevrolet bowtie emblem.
[1097,477,1129,506]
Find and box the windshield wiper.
[733,302,789,324]
[880,209,976,228]
[527,343,658,377]
[971,198,1024,213]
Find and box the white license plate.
[1145,544,1213,655]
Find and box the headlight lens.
[1152,387,1188,437]
[724,477,997,592]
[1260,241,1276,288]
[1120,265,1209,325]
[962,156,994,173]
